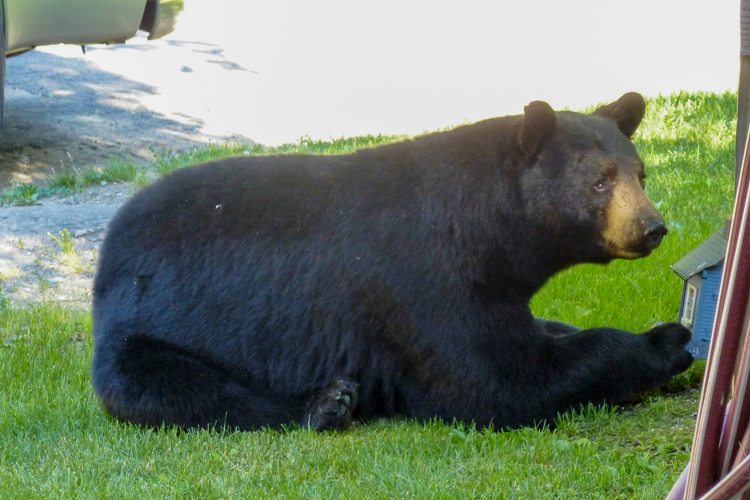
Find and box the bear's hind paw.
[304,379,359,432]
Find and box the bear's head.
[516,92,666,265]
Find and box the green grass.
[0,304,698,498]
[0,91,737,498]
[0,157,146,206]
[150,134,408,176]
[48,228,86,273]
[48,156,145,191]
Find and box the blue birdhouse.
[670,223,729,359]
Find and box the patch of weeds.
[49,168,80,191]
[77,158,140,188]
[17,238,25,250]
[0,182,68,206]
[48,229,85,273]
[132,165,149,188]
[151,146,178,176]
[36,273,51,293]
[2,156,146,205]
[80,168,106,186]
[100,157,139,183]
[12,183,41,206]
[49,228,76,255]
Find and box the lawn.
[0,91,737,498]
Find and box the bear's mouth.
[615,247,653,260]
[602,239,654,260]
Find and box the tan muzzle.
[601,180,667,259]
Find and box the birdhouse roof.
[671,225,729,280]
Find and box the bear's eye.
[593,181,608,192]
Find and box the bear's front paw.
[643,322,694,375]
[304,379,359,432]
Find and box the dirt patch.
[0,183,132,307]
[0,36,254,307]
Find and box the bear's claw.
[305,379,359,432]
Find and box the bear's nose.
[643,218,668,250]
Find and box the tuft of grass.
[1,182,63,206]
[35,272,52,293]
[6,183,41,206]
[0,91,736,498]
[49,168,79,191]
[48,228,85,273]
[3,157,145,205]
[81,157,141,186]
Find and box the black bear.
[91,92,693,432]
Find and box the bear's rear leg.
[92,334,319,431]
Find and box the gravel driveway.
[0,184,130,307]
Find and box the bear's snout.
[642,217,668,251]
[601,178,667,260]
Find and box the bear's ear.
[592,92,646,138]
[517,100,557,157]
